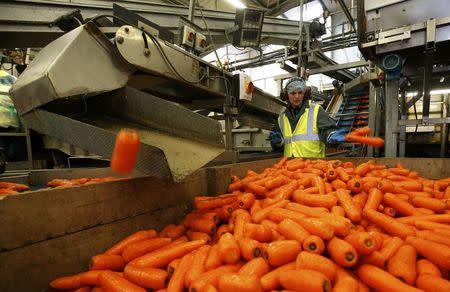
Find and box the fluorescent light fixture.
[227,0,247,9]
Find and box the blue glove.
[269,131,283,145]
[327,129,347,143]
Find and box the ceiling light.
[440,76,445,83]
[227,0,247,9]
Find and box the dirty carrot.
[90,254,124,271]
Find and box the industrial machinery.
[10,6,285,181]
[358,0,450,157]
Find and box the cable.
[196,5,224,68]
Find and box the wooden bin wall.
[0,157,449,291]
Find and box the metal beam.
[308,60,368,75]
[0,0,302,48]
[398,117,450,126]
[385,79,399,157]
[336,0,356,32]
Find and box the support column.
[384,80,399,157]
[367,83,376,157]
[399,91,407,157]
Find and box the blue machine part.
[381,54,402,80]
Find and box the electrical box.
[194,32,207,53]
[235,73,254,102]
[181,25,195,48]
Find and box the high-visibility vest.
[277,103,325,158]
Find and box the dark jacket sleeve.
[270,117,284,152]
[317,106,339,144]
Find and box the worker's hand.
[269,131,283,145]
[327,129,347,144]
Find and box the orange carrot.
[415,220,450,231]
[363,209,415,240]
[296,251,336,282]
[377,179,394,193]
[335,167,350,182]
[364,188,383,211]
[105,230,155,255]
[331,205,346,217]
[260,262,295,291]
[332,277,358,292]
[218,274,262,292]
[189,264,241,292]
[327,237,358,267]
[416,259,442,277]
[379,236,402,258]
[344,232,376,255]
[129,240,205,268]
[347,177,363,194]
[285,202,329,218]
[416,230,450,246]
[217,232,240,264]
[416,274,450,292]
[186,230,212,244]
[99,270,146,292]
[238,257,270,278]
[251,200,289,223]
[383,193,421,216]
[122,237,172,263]
[295,217,334,240]
[237,238,263,261]
[124,266,168,290]
[236,192,255,210]
[331,179,347,191]
[396,214,450,224]
[243,223,273,242]
[386,244,417,285]
[265,240,301,267]
[278,269,331,292]
[277,218,310,244]
[405,236,450,269]
[90,254,124,271]
[383,207,396,217]
[411,196,446,213]
[336,189,362,223]
[167,252,194,292]
[356,264,422,292]
[302,235,325,255]
[292,190,337,209]
[184,245,211,287]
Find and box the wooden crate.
[0,157,449,291]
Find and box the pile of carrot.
[50,157,450,292]
[345,127,384,148]
[47,177,124,188]
[0,181,29,196]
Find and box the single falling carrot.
[111,129,140,175]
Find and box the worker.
[269,78,346,157]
